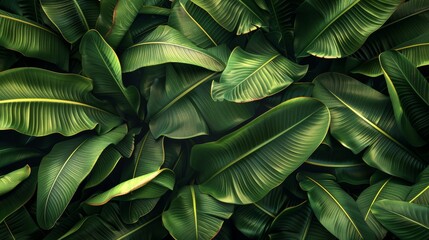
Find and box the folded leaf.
[0,9,69,70]
[121,25,225,72]
[380,50,429,146]
[191,97,330,204]
[298,172,376,240]
[0,164,30,196]
[372,200,429,240]
[37,125,127,229]
[162,185,233,240]
[294,0,402,58]
[0,67,122,136]
[313,72,426,182]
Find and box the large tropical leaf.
[121,25,226,72]
[96,0,145,48]
[191,97,330,204]
[0,67,122,136]
[168,0,233,48]
[380,50,429,146]
[0,9,69,69]
[313,72,427,182]
[37,125,127,229]
[84,146,122,189]
[0,167,37,222]
[407,166,429,205]
[0,165,30,196]
[80,30,140,116]
[0,208,41,239]
[211,44,308,102]
[162,185,234,240]
[298,172,376,240]
[0,146,41,169]
[357,177,411,239]
[268,201,336,240]
[294,0,402,58]
[40,0,99,43]
[372,200,429,240]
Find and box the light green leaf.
[0,165,30,196]
[0,208,41,239]
[294,0,402,58]
[162,185,233,240]
[380,50,429,146]
[211,46,308,102]
[121,25,226,72]
[298,172,376,240]
[407,166,429,205]
[96,0,145,48]
[0,9,69,70]
[0,67,122,137]
[372,200,429,240]
[191,97,330,204]
[357,177,411,239]
[169,0,233,48]
[191,0,268,35]
[85,169,175,206]
[40,0,99,43]
[37,125,128,229]
[80,30,140,116]
[313,72,426,182]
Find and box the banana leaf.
[407,166,429,205]
[0,164,30,196]
[0,208,41,239]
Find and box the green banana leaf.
[352,33,429,77]
[191,0,268,35]
[168,0,233,48]
[80,30,140,116]
[380,50,429,146]
[313,72,426,182]
[162,185,234,240]
[0,164,30,196]
[61,204,167,240]
[140,6,171,16]
[0,9,69,70]
[191,97,330,204]
[372,200,429,240]
[232,186,287,239]
[294,0,402,58]
[40,0,99,43]
[357,177,411,239]
[268,201,336,240]
[407,166,429,205]
[96,0,145,48]
[84,146,122,189]
[0,167,37,222]
[0,147,41,169]
[85,169,174,206]
[0,47,19,71]
[0,208,41,239]
[211,44,308,102]
[113,128,140,158]
[298,172,376,240]
[37,125,127,229]
[0,67,122,136]
[121,25,226,72]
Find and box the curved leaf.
[0,9,69,70]
[407,166,429,205]
[298,172,376,240]
[84,146,122,189]
[357,177,411,239]
[0,147,41,169]
[191,0,268,35]
[191,97,330,204]
[0,67,122,137]
[313,72,426,182]
[0,165,30,196]
[372,200,429,240]
[80,30,140,116]
[96,0,145,48]
[168,0,233,48]
[85,169,174,206]
[380,50,429,146]
[0,208,41,239]
[162,185,233,240]
[294,0,402,58]
[40,0,99,43]
[121,25,225,72]
[211,46,308,103]
[37,125,127,229]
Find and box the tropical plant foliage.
[0,0,428,239]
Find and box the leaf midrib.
[380,6,429,30]
[0,13,56,35]
[116,215,162,240]
[387,209,429,230]
[365,178,391,220]
[0,98,108,113]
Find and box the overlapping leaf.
[407,166,429,205]
[0,165,30,196]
